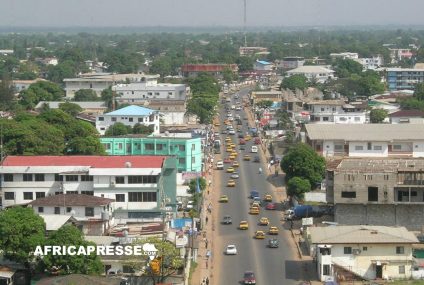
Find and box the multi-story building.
[286,66,335,83]
[0,155,177,221]
[35,101,108,115]
[239,46,268,56]
[100,136,202,173]
[326,158,424,230]
[181,64,238,78]
[275,57,305,71]
[145,100,189,125]
[329,52,359,60]
[96,105,160,135]
[64,73,153,98]
[310,225,418,281]
[250,91,283,106]
[306,100,367,124]
[386,68,424,91]
[253,60,274,72]
[389,110,424,124]
[388,48,413,64]
[12,78,46,92]
[305,124,424,158]
[354,56,384,70]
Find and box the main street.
[212,88,302,285]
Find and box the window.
[117,143,123,150]
[128,176,143,184]
[4,192,14,200]
[66,207,72,213]
[179,145,186,151]
[3,174,13,182]
[115,176,125,184]
[373,145,382,151]
[23,192,33,200]
[384,174,389,181]
[367,142,372,150]
[55,174,63,182]
[364,175,373,181]
[111,117,116,122]
[148,92,152,95]
[103,143,111,150]
[323,264,330,276]
[368,187,378,201]
[145,143,154,150]
[354,117,360,121]
[138,118,143,122]
[192,156,196,165]
[323,117,329,121]
[344,247,352,254]
[355,145,364,151]
[154,92,160,96]
[36,192,45,199]
[334,145,343,151]
[142,192,157,202]
[81,175,93,182]
[23,174,33,181]
[339,117,346,121]
[116,194,125,202]
[54,207,60,214]
[38,207,44,213]
[85,207,94,217]
[393,144,402,150]
[178,157,186,164]
[81,191,94,195]
[399,265,405,274]
[98,117,104,121]
[65,175,78,182]
[66,191,78,194]
[363,246,367,251]
[157,144,165,151]
[129,192,143,202]
[129,117,133,122]
[191,144,195,151]
[341,191,356,198]
[396,246,405,254]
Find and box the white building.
[309,225,418,281]
[113,80,187,104]
[389,110,424,124]
[35,101,108,115]
[286,66,335,83]
[146,100,189,125]
[330,52,359,60]
[306,100,367,124]
[305,124,424,158]
[0,155,177,222]
[12,78,46,92]
[354,56,384,70]
[63,73,155,98]
[275,57,305,70]
[254,60,274,72]
[96,105,160,135]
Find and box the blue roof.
[106,105,155,116]
[257,60,271,65]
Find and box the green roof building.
[100,136,203,173]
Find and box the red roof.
[30,194,114,206]
[389,110,424,118]
[181,64,238,73]
[1,156,165,168]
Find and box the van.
[251,146,258,153]
[216,161,224,170]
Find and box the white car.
[230,172,240,179]
[225,244,237,255]
[216,161,224,170]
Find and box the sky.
[1,0,424,28]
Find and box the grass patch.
[188,261,198,285]
[390,281,424,285]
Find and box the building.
[39,214,78,232]
[0,155,177,222]
[329,52,359,60]
[96,105,160,135]
[35,57,58,66]
[112,79,187,104]
[386,68,424,91]
[181,64,238,78]
[250,91,283,106]
[63,73,150,98]
[12,78,46,92]
[388,48,413,64]
[31,195,113,235]
[305,124,424,158]
[253,60,274,72]
[389,110,424,124]
[35,101,108,115]
[275,57,305,71]
[286,66,335,83]
[239,46,268,56]
[354,56,384,70]
[309,225,418,281]
[100,136,202,173]
[306,100,367,124]
[326,158,424,230]
[145,100,189,125]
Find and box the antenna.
[243,0,247,47]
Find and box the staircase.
[331,257,372,281]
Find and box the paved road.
[215,88,302,285]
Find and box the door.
[376,265,383,279]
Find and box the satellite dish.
[70,210,76,216]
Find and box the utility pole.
[243,0,247,47]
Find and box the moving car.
[227,179,236,187]
[243,271,256,284]
[225,244,238,255]
[223,158,232,164]
[216,161,224,170]
[254,230,265,239]
[230,172,240,179]
[232,161,239,168]
[222,215,232,224]
[269,226,279,235]
[251,145,258,153]
[239,139,246,145]
[254,137,261,145]
[244,135,252,141]
[253,156,260,163]
[249,206,260,215]
[219,195,229,203]
[226,167,235,173]
[259,217,269,226]
[268,238,279,248]
[229,154,237,160]
[239,221,249,230]
[263,194,273,202]
[265,202,277,210]
[250,190,259,199]
[239,145,246,150]
[243,155,251,161]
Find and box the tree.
[74,89,99,101]
[256,100,273,109]
[133,123,154,135]
[19,81,65,109]
[186,94,218,124]
[280,74,308,92]
[0,207,45,263]
[281,143,326,186]
[414,82,424,101]
[188,177,207,194]
[236,56,254,72]
[222,67,235,84]
[47,60,77,83]
[186,73,220,96]
[59,102,83,116]
[42,225,103,275]
[369,109,388,123]
[287,177,311,200]
[66,136,105,155]
[104,122,131,136]
[0,73,15,110]
[333,58,363,78]
[150,57,172,78]
[127,237,184,285]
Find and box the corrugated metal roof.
[39,214,76,231]
[35,101,107,109]
[105,105,156,116]
[257,60,271,65]
[30,194,114,207]
[305,124,424,141]
[310,225,418,244]
[287,65,334,74]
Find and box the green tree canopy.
[150,57,173,78]
[414,82,424,101]
[287,176,311,200]
[59,102,83,116]
[236,56,254,72]
[104,122,131,136]
[280,74,308,92]
[47,60,77,83]
[42,225,103,275]
[369,109,388,123]
[0,207,45,263]
[0,73,15,110]
[186,94,218,124]
[281,143,326,186]
[74,89,99,101]
[186,73,220,96]
[333,58,363,78]
[133,123,154,135]
[19,81,65,109]
[256,100,273,109]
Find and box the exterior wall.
[113,83,186,103]
[65,81,111,98]
[387,69,424,91]
[348,142,388,157]
[100,137,202,172]
[286,71,334,83]
[413,142,424,157]
[96,113,160,135]
[333,113,367,124]
[160,111,186,125]
[32,205,109,219]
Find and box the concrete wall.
[305,191,327,203]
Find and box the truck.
[285,205,322,220]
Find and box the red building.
[181,64,238,78]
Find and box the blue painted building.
[387,68,424,91]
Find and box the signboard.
[175,235,188,248]
[182,172,202,180]
[302,217,313,226]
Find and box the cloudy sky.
[1,0,424,27]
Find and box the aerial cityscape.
[2,1,424,285]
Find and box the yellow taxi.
[243,155,251,161]
[255,230,266,239]
[239,221,249,230]
[244,135,252,141]
[214,121,221,127]
[259,217,270,226]
[219,195,229,203]
[230,151,238,157]
[226,147,233,153]
[227,179,236,187]
[232,161,240,168]
[263,194,273,202]
[226,167,235,173]
[249,206,260,215]
[229,143,236,148]
[225,137,232,143]
[269,226,279,235]
[229,154,237,160]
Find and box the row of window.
[38,206,95,217]
[2,174,93,183]
[343,174,390,181]
[340,187,383,202]
[4,191,95,200]
[343,246,404,254]
[115,175,158,184]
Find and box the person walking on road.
[206,277,210,285]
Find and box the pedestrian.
[208,179,212,187]
[290,220,294,230]
[206,277,210,285]
[206,250,211,259]
[206,260,209,269]
[205,239,209,249]
[267,163,271,171]
[205,216,209,224]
